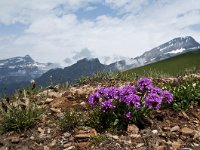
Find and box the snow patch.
[167,48,185,54]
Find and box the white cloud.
[0,0,200,66]
[105,0,149,14]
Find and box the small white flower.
[192,83,197,87]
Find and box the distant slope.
[118,36,200,70]
[124,49,200,76]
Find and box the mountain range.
[0,36,200,95]
[0,55,59,84]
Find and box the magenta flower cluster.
[88,77,173,121]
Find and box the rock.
[11,136,20,144]
[192,111,200,121]
[75,128,97,141]
[37,90,48,97]
[172,140,182,150]
[49,139,56,146]
[30,136,34,140]
[163,127,170,131]
[50,108,61,113]
[43,146,50,150]
[64,146,76,150]
[50,97,70,109]
[156,146,165,150]
[76,142,90,149]
[181,127,195,136]
[182,111,189,120]
[38,127,45,134]
[48,91,62,98]
[170,126,180,132]
[80,101,87,109]
[47,128,51,134]
[194,143,199,146]
[0,147,9,150]
[136,143,144,148]
[63,132,71,138]
[75,134,91,139]
[152,130,158,134]
[130,134,141,138]
[127,124,139,134]
[45,98,54,104]
[107,134,119,140]
[194,132,200,140]
[63,143,73,148]
[80,101,86,106]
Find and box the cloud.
[105,0,149,15]
[0,0,200,67]
[72,48,93,60]
[64,58,72,63]
[0,0,99,24]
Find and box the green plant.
[77,75,90,85]
[0,105,43,133]
[90,135,106,146]
[58,110,84,132]
[167,77,200,111]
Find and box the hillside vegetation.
[124,49,200,77]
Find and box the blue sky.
[0,0,200,66]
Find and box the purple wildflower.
[88,93,100,107]
[151,87,163,96]
[100,99,116,112]
[124,112,132,121]
[97,87,121,100]
[137,77,153,92]
[145,93,162,109]
[122,94,141,108]
[97,87,105,94]
[163,91,173,104]
[121,85,137,96]
[107,87,121,99]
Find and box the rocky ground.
[0,76,200,150]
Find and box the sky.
[0,0,200,66]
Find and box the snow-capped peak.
[0,55,60,84]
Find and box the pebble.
[50,107,61,113]
[11,136,20,144]
[193,132,200,139]
[170,126,180,132]
[0,146,9,150]
[43,146,50,150]
[152,130,158,134]
[127,124,139,134]
[107,134,119,140]
[64,146,76,150]
[136,143,144,148]
[181,127,195,136]
[130,134,141,138]
[63,132,71,138]
[45,98,54,104]
[49,139,56,146]
[64,143,73,148]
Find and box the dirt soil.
[0,83,200,150]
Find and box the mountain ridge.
[1,36,200,95]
